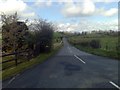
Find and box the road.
[3,38,119,88]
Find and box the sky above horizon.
[0,0,119,32]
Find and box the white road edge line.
[109,81,120,89]
[8,74,20,84]
[74,55,86,64]
[8,77,15,84]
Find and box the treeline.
[1,13,54,58]
[72,30,119,36]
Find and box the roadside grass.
[0,33,2,46]
[69,36,118,51]
[2,42,63,80]
[2,55,31,70]
[0,33,2,80]
[75,45,119,60]
[0,33,2,40]
[69,35,120,60]
[100,36,118,51]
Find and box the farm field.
[69,34,120,60]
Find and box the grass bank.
[2,42,63,80]
[74,45,119,60]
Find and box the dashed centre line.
[74,55,86,64]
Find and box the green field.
[69,34,120,60]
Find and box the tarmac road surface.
[2,38,119,88]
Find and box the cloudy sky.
[0,0,119,32]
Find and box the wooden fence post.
[27,50,30,61]
[15,50,18,66]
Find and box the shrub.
[90,39,101,49]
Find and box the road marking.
[74,55,86,64]
[8,77,15,84]
[109,81,120,89]
[8,74,20,84]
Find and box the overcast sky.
[0,0,119,32]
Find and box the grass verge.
[74,45,120,60]
[2,43,63,80]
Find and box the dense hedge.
[1,13,54,58]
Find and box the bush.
[90,39,101,49]
[30,19,54,55]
